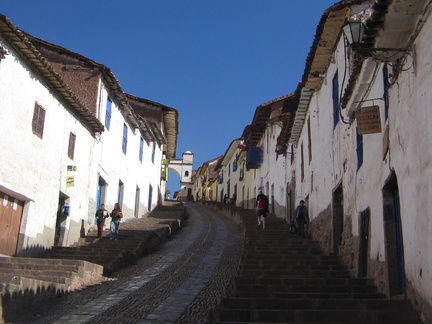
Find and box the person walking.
[110,203,123,240]
[95,203,109,239]
[256,190,269,229]
[294,200,310,237]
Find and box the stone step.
[239,261,347,270]
[0,258,103,292]
[0,260,82,272]
[238,269,351,278]
[219,297,413,310]
[1,202,186,323]
[241,251,332,258]
[233,277,375,286]
[231,291,388,299]
[213,308,422,323]
[209,212,422,324]
[0,268,74,279]
[232,283,377,294]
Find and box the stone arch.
[168,151,194,200]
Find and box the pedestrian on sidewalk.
[95,203,109,239]
[110,203,123,240]
[256,190,269,229]
[294,200,309,237]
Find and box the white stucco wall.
[295,13,432,309]
[0,37,94,251]
[91,83,163,223]
[259,123,291,218]
[384,14,432,306]
[1,33,167,254]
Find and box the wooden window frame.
[68,132,76,160]
[32,103,45,138]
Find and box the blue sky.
[2,0,335,195]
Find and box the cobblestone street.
[17,203,243,324]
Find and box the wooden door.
[0,192,24,256]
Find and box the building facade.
[193,1,432,321]
[0,15,178,256]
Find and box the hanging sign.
[66,176,74,187]
[357,106,382,135]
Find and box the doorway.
[383,174,406,295]
[54,193,69,246]
[0,191,24,256]
[358,208,370,278]
[333,185,344,254]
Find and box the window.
[301,143,304,182]
[290,144,294,164]
[122,123,128,154]
[151,143,155,164]
[307,117,312,163]
[356,129,363,169]
[105,97,112,130]
[233,160,238,172]
[383,65,389,121]
[134,186,140,218]
[139,137,144,163]
[32,103,45,138]
[118,180,124,207]
[332,71,339,128]
[68,132,76,160]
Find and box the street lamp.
[342,20,365,48]
[341,20,411,60]
[342,19,412,85]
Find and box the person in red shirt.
[256,191,269,229]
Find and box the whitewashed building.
[240,94,298,218]
[0,15,178,256]
[215,138,243,204]
[0,15,104,254]
[208,0,432,321]
[282,0,432,322]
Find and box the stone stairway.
[0,201,185,323]
[208,214,422,324]
[44,203,185,275]
[0,256,104,323]
[0,257,103,291]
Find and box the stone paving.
[15,203,243,324]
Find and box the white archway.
[168,151,194,200]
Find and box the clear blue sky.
[2,0,335,195]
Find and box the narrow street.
[17,203,243,324]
